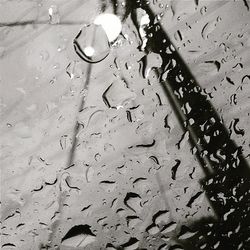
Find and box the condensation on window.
[1,0,250,249]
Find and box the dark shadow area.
[126,0,250,249]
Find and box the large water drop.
[74,24,110,63]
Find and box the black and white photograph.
[1,0,250,249]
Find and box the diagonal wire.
[0,20,88,27]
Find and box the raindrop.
[40,50,49,61]
[2,243,16,248]
[124,192,142,213]
[174,30,183,42]
[186,191,204,208]
[116,208,126,217]
[204,60,221,72]
[136,121,154,136]
[135,8,150,51]
[225,76,235,85]
[13,123,32,139]
[158,243,168,250]
[201,20,217,39]
[230,94,237,105]
[126,105,144,122]
[229,118,245,136]
[81,204,92,212]
[200,243,207,249]
[153,210,170,225]
[161,222,177,234]
[97,216,107,225]
[223,208,235,221]
[106,243,117,249]
[164,114,171,131]
[171,160,181,180]
[74,23,110,63]
[176,131,189,149]
[126,216,142,228]
[141,52,163,78]
[48,5,60,24]
[121,237,139,250]
[59,135,69,150]
[232,62,243,71]
[242,75,250,85]
[213,241,220,249]
[133,178,149,192]
[169,244,184,250]
[178,225,197,240]
[99,181,117,192]
[200,6,207,15]
[102,79,136,109]
[104,143,115,152]
[66,61,83,79]
[85,165,94,183]
[94,153,101,161]
[146,224,160,235]
[135,139,156,148]
[65,176,81,191]
[61,225,96,247]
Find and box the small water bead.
[74,23,110,63]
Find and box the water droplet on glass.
[201,20,217,39]
[199,5,207,15]
[126,105,144,122]
[242,75,250,85]
[176,131,189,149]
[153,210,170,225]
[124,192,142,213]
[174,30,183,42]
[85,165,94,183]
[147,224,160,235]
[48,5,60,24]
[161,222,177,234]
[186,191,204,208]
[61,225,96,247]
[177,225,197,240]
[66,61,83,79]
[99,181,117,192]
[126,216,142,228]
[116,208,126,217]
[142,52,162,78]
[102,79,136,109]
[74,24,110,63]
[40,50,50,61]
[133,178,149,192]
[121,237,139,250]
[133,8,150,50]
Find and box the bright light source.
[94,13,122,42]
[83,46,95,57]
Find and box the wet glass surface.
[1,0,250,249]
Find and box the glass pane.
[1,1,250,249]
